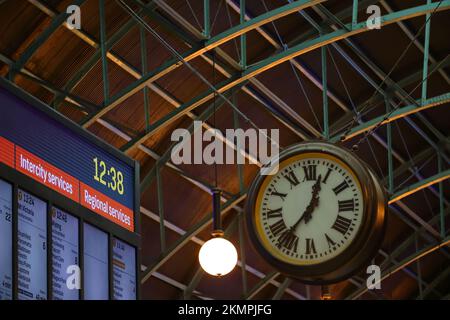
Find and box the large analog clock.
[245,142,386,284]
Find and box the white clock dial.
[256,153,364,265]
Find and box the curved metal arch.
[416,267,450,299]
[81,0,325,128]
[140,192,247,284]
[121,1,450,153]
[140,166,450,286]
[347,235,450,300]
[389,169,450,204]
[330,92,450,143]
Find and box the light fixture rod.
[212,188,223,235]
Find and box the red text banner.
[15,146,80,203]
[2,135,135,232]
[0,136,14,167]
[80,182,134,232]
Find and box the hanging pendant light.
[198,189,238,277]
[198,51,237,277]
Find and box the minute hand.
[290,175,322,231]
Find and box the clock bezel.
[245,141,387,284]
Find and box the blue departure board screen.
[17,189,47,300]
[113,238,136,300]
[84,223,109,300]
[0,179,12,300]
[52,208,79,300]
[0,77,139,301]
[0,84,135,232]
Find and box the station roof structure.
[0,0,449,299]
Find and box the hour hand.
[304,196,319,224]
[304,175,322,224]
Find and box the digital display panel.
[113,238,136,300]
[17,189,47,300]
[84,223,109,300]
[52,208,79,300]
[0,83,135,231]
[0,75,138,301]
[0,179,12,300]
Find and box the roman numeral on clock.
[266,207,282,219]
[282,169,300,188]
[325,233,336,247]
[322,168,332,184]
[270,188,287,201]
[277,230,299,252]
[305,238,317,254]
[303,165,317,181]
[269,219,288,237]
[338,199,355,211]
[332,215,352,235]
[333,180,349,195]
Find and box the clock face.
[255,152,364,266]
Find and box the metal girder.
[381,144,438,186]
[81,0,325,128]
[303,3,449,164]
[138,1,313,140]
[144,268,210,300]
[10,0,86,78]
[380,0,450,86]
[300,3,448,179]
[330,92,450,142]
[312,3,448,149]
[121,1,450,153]
[389,169,450,204]
[51,1,158,108]
[416,267,450,299]
[142,0,443,224]
[29,1,262,167]
[395,200,441,238]
[231,0,448,207]
[12,69,98,112]
[139,91,239,193]
[2,50,239,204]
[229,0,447,230]
[140,192,247,284]
[99,0,109,103]
[347,235,450,300]
[35,0,440,189]
[329,56,450,135]
[343,196,450,299]
[245,271,280,300]
[272,278,293,300]
[347,207,450,298]
[183,214,240,299]
[139,205,306,300]
[398,55,450,91]
[139,168,448,287]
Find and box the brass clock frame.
[245,141,387,284]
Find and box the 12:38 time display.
[93,157,125,195]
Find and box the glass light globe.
[199,237,238,277]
